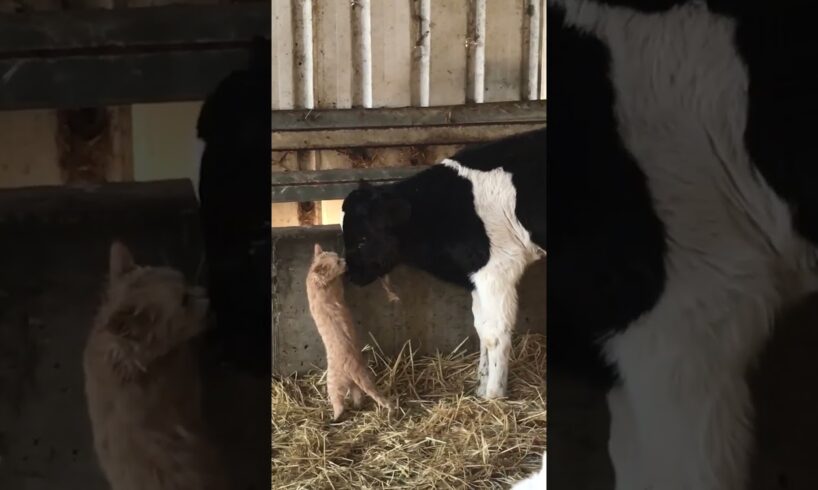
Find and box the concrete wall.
[272,225,547,375]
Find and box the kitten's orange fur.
[306,243,392,420]
[83,242,229,490]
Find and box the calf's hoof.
[483,387,507,400]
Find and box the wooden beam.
[271,100,546,131]
[1,49,249,111]
[0,179,197,221]
[271,122,544,151]
[0,3,268,110]
[272,167,423,202]
[0,4,268,55]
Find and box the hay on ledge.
[272,333,546,489]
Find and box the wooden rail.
[0,3,268,110]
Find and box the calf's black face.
[341,182,411,286]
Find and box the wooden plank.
[485,0,524,102]
[430,0,468,106]
[271,123,545,151]
[0,110,60,188]
[410,0,431,107]
[371,0,412,108]
[0,178,196,219]
[313,0,352,110]
[271,100,546,131]
[466,0,486,103]
[272,167,424,203]
[541,0,546,99]
[0,48,249,110]
[0,3,268,110]
[271,0,295,110]
[350,0,373,108]
[0,3,268,55]
[523,0,542,100]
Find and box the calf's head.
[341,181,411,286]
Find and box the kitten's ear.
[110,241,135,280]
[314,243,323,256]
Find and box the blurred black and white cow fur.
[341,128,546,400]
[549,0,818,489]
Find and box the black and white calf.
[195,37,271,374]
[550,0,818,489]
[341,128,546,399]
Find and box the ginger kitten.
[83,241,229,490]
[306,243,392,420]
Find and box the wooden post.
[351,0,373,109]
[292,0,318,225]
[466,0,486,104]
[411,0,431,107]
[540,0,546,99]
[522,0,542,100]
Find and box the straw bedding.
[272,333,546,489]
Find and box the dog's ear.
[314,243,323,256]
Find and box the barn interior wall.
[272,0,545,227]
[0,103,202,192]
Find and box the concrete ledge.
[272,225,546,376]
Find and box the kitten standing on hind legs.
[306,243,393,421]
[83,241,229,490]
